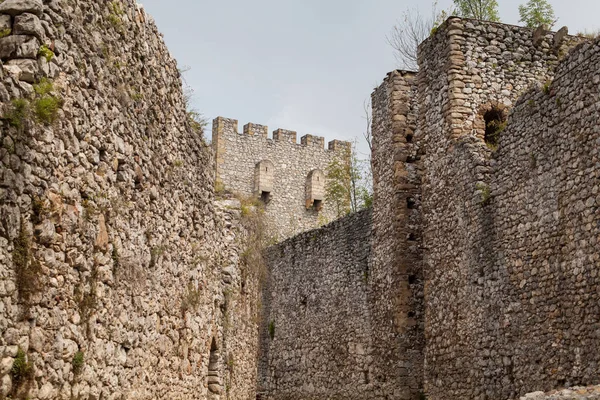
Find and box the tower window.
[305,169,325,211]
[483,107,507,149]
[254,160,274,200]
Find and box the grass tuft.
[268,320,275,339]
[33,95,62,125]
[11,347,33,395]
[72,351,84,374]
[7,98,30,128]
[38,45,54,62]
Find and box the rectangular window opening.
[261,191,271,204]
[313,199,323,211]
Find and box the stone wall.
[0,1,259,399]
[2,5,599,399]
[212,116,351,240]
[258,210,372,399]
[370,70,424,399]
[419,18,599,400]
[519,386,600,400]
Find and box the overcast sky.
[140,0,600,155]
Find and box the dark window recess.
[313,199,323,211]
[408,233,417,241]
[261,191,271,204]
[484,108,506,148]
[407,197,417,209]
[408,311,416,318]
[408,275,417,284]
[300,295,307,306]
[406,134,413,143]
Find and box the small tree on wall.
[518,0,556,28]
[325,153,351,219]
[453,0,500,22]
[325,144,372,219]
[349,139,373,211]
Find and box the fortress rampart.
[418,18,591,400]
[212,117,351,240]
[1,3,599,400]
[258,210,372,399]
[0,1,259,398]
[259,17,600,400]
[369,69,424,399]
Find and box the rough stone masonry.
[0,0,259,398]
[1,1,600,400]
[257,16,600,400]
[212,116,351,240]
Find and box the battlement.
[212,116,349,152]
[212,116,351,239]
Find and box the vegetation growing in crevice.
[268,320,275,339]
[542,80,552,95]
[72,351,85,375]
[75,261,99,339]
[476,182,491,205]
[530,153,537,169]
[180,282,202,316]
[576,30,600,39]
[149,245,167,268]
[6,98,30,129]
[31,196,48,225]
[10,347,33,398]
[2,78,63,128]
[38,45,55,62]
[13,221,42,313]
[33,78,63,125]
[111,243,120,280]
[107,0,126,32]
[179,65,208,139]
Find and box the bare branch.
[386,7,431,70]
[362,98,372,153]
[387,2,449,70]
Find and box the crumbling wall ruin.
[2,4,600,400]
[256,18,600,400]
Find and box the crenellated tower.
[212,117,351,240]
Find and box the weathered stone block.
[0,34,30,59]
[6,58,37,82]
[0,0,43,17]
[13,13,44,39]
